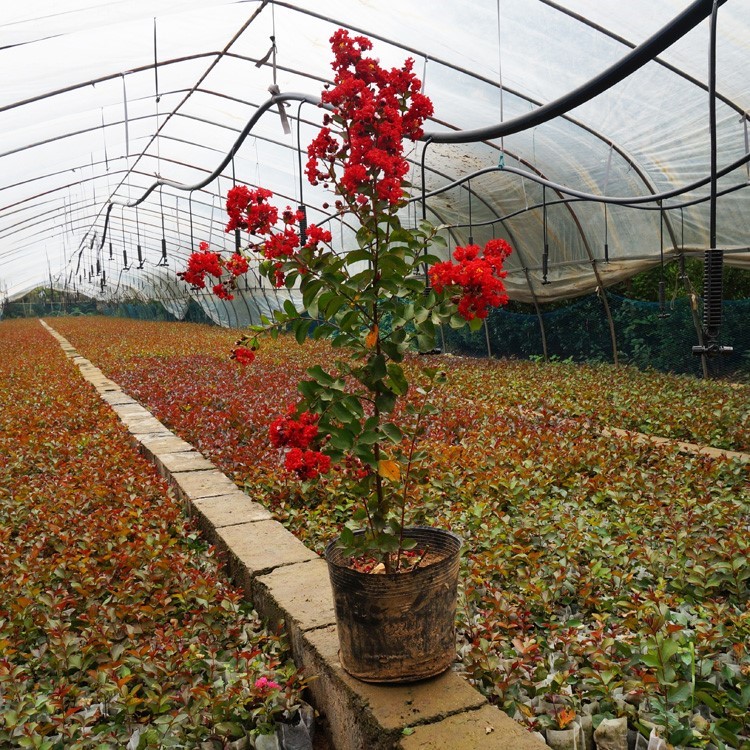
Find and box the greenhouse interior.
[1,1,748,749]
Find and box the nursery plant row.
[0,319,306,749]
[48,317,750,749]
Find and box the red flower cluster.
[304,224,332,247]
[285,447,332,481]
[230,346,256,365]
[177,241,223,289]
[212,282,234,300]
[430,238,513,320]
[264,226,300,260]
[225,253,249,277]
[269,410,331,480]
[217,185,333,289]
[270,411,320,449]
[179,242,253,301]
[226,186,277,234]
[306,29,433,209]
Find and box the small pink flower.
[254,676,281,692]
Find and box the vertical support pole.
[693,0,732,367]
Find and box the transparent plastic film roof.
[1,0,748,323]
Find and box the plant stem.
[396,391,429,570]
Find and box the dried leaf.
[377,459,400,481]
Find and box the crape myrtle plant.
[180,29,512,572]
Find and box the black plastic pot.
[325,527,462,683]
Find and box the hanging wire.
[100,109,110,172]
[295,100,307,244]
[188,191,195,249]
[135,204,144,268]
[121,73,130,168]
[173,195,180,247]
[604,204,610,263]
[158,186,168,266]
[121,207,129,269]
[658,201,669,317]
[153,18,160,105]
[208,189,217,247]
[603,144,613,263]
[496,0,505,163]
[542,185,550,284]
[231,156,241,252]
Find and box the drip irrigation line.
[426,0,729,144]
[92,0,725,242]
[418,156,750,210]
[84,0,743,290]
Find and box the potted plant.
[179,29,512,683]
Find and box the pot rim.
[324,525,463,577]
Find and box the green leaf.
[381,423,403,443]
[375,390,397,413]
[301,278,324,310]
[324,295,348,318]
[379,254,409,275]
[419,253,442,266]
[369,354,387,382]
[659,639,681,661]
[331,400,358,425]
[284,271,299,288]
[666,682,693,705]
[350,268,376,288]
[329,429,355,451]
[342,395,365,419]
[356,225,374,249]
[403,277,425,294]
[387,363,409,395]
[298,380,319,401]
[345,248,373,265]
[294,319,312,345]
[307,365,336,386]
[416,332,436,352]
[215,722,246,739]
[339,527,355,547]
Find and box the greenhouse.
[1,1,748,749]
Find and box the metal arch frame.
[538,0,748,120]
[5,0,738,270]
[1,0,742,340]
[267,0,739,248]
[5,0,736,253]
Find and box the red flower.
[263,227,300,260]
[225,253,249,277]
[269,411,320,450]
[430,239,513,321]
[226,185,277,234]
[254,676,281,693]
[282,208,305,225]
[305,29,434,211]
[178,246,223,289]
[230,346,256,365]
[284,447,331,480]
[272,265,286,288]
[304,224,332,249]
[212,282,234,301]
